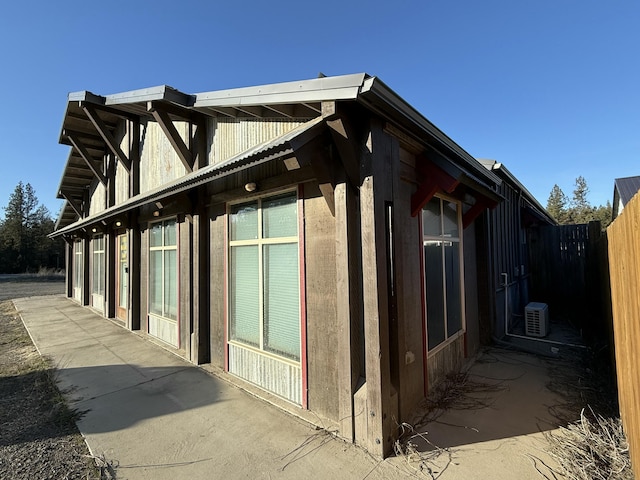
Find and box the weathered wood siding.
[208,117,308,165]
[463,221,481,357]
[392,148,425,420]
[607,191,640,479]
[427,335,465,390]
[115,121,130,204]
[139,119,189,193]
[209,203,226,368]
[88,180,106,216]
[304,185,339,420]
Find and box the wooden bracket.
[67,133,107,186]
[81,103,131,171]
[462,194,498,228]
[60,190,84,218]
[147,101,207,173]
[411,158,460,216]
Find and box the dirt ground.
[0,282,100,480]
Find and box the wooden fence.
[528,222,603,333]
[607,191,640,478]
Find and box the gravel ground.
[0,294,101,480]
[0,275,65,302]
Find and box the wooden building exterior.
[52,73,505,457]
[475,160,556,342]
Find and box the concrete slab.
[15,296,409,480]
[14,296,569,480]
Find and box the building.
[51,73,503,457]
[612,175,640,220]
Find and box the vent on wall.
[525,302,549,338]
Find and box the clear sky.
[0,0,638,219]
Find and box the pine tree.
[0,182,62,273]
[569,176,593,224]
[546,184,569,223]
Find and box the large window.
[228,192,300,361]
[149,219,177,320]
[91,235,105,296]
[423,196,464,350]
[73,241,83,295]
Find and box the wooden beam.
[324,110,361,187]
[148,102,193,172]
[67,134,107,185]
[263,104,296,118]
[289,138,336,216]
[410,159,460,217]
[81,103,131,171]
[233,105,264,118]
[79,101,138,121]
[60,190,84,217]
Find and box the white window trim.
[227,189,301,363]
[148,217,178,321]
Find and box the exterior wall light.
[153,210,161,217]
[115,221,122,228]
[245,182,257,192]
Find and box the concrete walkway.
[14,296,567,479]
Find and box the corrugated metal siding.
[228,343,302,405]
[208,117,308,166]
[140,120,189,193]
[148,314,178,347]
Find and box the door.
[116,234,129,321]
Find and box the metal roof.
[54,73,501,232]
[52,117,326,237]
[478,159,556,225]
[614,176,640,206]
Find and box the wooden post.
[130,213,141,330]
[82,238,90,306]
[335,180,363,442]
[359,119,397,457]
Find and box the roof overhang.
[53,72,503,233]
[51,117,326,237]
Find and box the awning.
[51,116,326,237]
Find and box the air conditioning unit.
[525,302,549,338]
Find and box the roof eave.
[356,77,501,189]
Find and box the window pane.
[422,198,441,236]
[150,223,163,247]
[442,201,459,238]
[74,244,83,289]
[263,243,300,360]
[164,220,177,246]
[425,242,445,349]
[445,242,462,336]
[263,194,297,238]
[230,245,260,347]
[149,250,163,316]
[230,202,258,241]
[164,250,177,320]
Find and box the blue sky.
[0,0,638,219]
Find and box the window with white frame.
[92,235,105,296]
[423,196,464,350]
[228,192,300,361]
[73,241,83,292]
[149,219,177,321]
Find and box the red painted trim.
[176,220,181,350]
[223,208,229,372]
[298,184,308,409]
[419,213,429,397]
